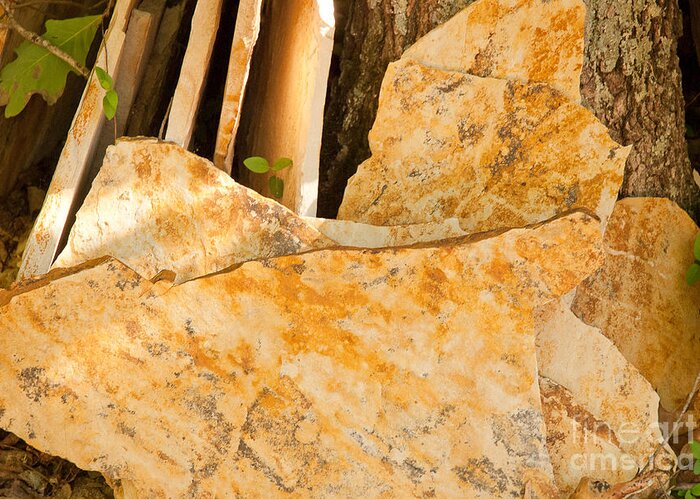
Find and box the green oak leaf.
[103,89,118,120]
[269,176,284,198]
[243,156,270,174]
[0,15,102,118]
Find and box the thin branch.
[0,0,89,78]
[642,371,700,475]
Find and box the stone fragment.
[18,0,139,280]
[53,139,331,284]
[539,376,637,496]
[572,197,700,415]
[402,0,585,103]
[305,217,469,248]
[213,0,263,174]
[0,212,603,498]
[164,0,223,148]
[536,296,667,494]
[236,0,335,215]
[337,59,628,231]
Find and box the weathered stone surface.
[402,0,585,103]
[0,212,602,498]
[572,198,700,414]
[53,139,331,284]
[539,376,637,496]
[337,59,628,230]
[213,0,263,174]
[536,295,666,494]
[306,217,469,248]
[236,0,335,215]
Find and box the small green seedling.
[687,233,700,286]
[243,156,293,199]
[95,66,118,120]
[673,441,700,498]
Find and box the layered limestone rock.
[573,198,700,415]
[52,139,331,284]
[402,0,585,102]
[536,295,667,494]
[0,212,602,498]
[337,59,628,230]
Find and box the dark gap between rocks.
[190,0,240,159]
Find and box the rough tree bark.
[320,0,700,221]
[581,0,699,221]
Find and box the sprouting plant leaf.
[269,176,284,198]
[686,490,695,499]
[95,66,113,91]
[694,233,700,262]
[691,484,700,496]
[243,156,270,174]
[0,15,102,118]
[692,441,700,459]
[695,459,700,475]
[687,263,700,286]
[272,157,293,172]
[103,89,118,120]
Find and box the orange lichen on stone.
[572,198,700,415]
[402,0,585,102]
[0,212,602,498]
[338,59,627,231]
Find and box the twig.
[642,371,700,474]
[0,0,89,78]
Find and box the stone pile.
[1,0,698,497]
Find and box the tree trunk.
[320,0,700,221]
[581,0,699,221]
[318,0,474,218]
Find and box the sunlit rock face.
[536,295,668,495]
[572,197,700,415]
[402,0,585,102]
[337,59,627,230]
[0,212,602,498]
[52,138,331,284]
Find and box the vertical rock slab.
[236,0,334,215]
[402,0,585,103]
[536,296,667,494]
[0,212,602,497]
[164,0,223,148]
[337,59,628,230]
[213,0,263,174]
[17,0,139,280]
[572,198,700,414]
[53,139,331,283]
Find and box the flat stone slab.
[337,59,628,231]
[0,212,602,498]
[53,138,331,284]
[573,197,700,415]
[403,0,585,102]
